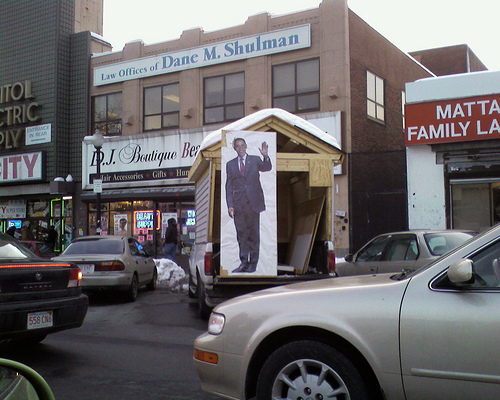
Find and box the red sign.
[405,94,500,146]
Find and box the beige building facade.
[87,0,432,256]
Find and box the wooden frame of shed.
[188,112,344,272]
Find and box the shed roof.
[189,108,344,183]
[199,108,341,151]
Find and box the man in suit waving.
[226,137,272,273]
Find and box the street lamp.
[90,129,104,235]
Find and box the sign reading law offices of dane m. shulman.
[94,24,311,86]
[405,93,500,146]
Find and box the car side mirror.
[344,254,353,262]
[447,258,473,283]
[0,358,55,400]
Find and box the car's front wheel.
[256,340,369,400]
[188,270,196,299]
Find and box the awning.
[80,185,195,202]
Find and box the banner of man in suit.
[221,131,277,276]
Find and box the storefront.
[405,70,500,232]
[0,197,73,250]
[81,130,202,258]
[89,0,437,256]
[0,77,77,252]
[1,1,107,253]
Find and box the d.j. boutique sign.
[82,132,202,189]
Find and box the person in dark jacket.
[6,225,16,237]
[164,218,178,261]
[46,225,58,249]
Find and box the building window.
[367,70,384,122]
[204,72,244,124]
[92,92,122,135]
[272,58,320,113]
[144,83,180,131]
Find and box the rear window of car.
[424,232,475,256]
[62,239,123,255]
[0,237,38,260]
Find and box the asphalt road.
[0,288,221,400]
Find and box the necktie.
[239,158,245,176]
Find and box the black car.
[0,233,88,344]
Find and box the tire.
[124,273,139,302]
[188,271,196,299]
[15,334,47,346]
[256,340,369,400]
[197,274,212,319]
[146,267,157,291]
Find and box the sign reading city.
[405,94,500,146]
[94,24,311,86]
[0,151,43,183]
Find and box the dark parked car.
[0,233,88,344]
[335,230,475,276]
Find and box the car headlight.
[208,312,225,335]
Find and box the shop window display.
[0,198,73,254]
[87,200,195,258]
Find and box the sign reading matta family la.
[405,93,500,146]
[94,24,311,86]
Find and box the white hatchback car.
[53,235,157,301]
[194,224,500,400]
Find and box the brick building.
[0,0,109,250]
[4,0,486,257]
[86,0,434,256]
[410,44,487,77]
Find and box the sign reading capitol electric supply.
[94,24,311,86]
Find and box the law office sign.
[405,93,500,146]
[94,24,311,86]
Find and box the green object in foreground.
[0,358,55,400]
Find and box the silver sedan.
[335,229,474,276]
[53,235,157,301]
[194,224,500,399]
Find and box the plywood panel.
[287,197,325,273]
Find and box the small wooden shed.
[188,108,344,272]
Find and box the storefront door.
[451,181,500,232]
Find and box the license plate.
[79,264,95,274]
[27,311,53,330]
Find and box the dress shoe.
[232,263,248,273]
[244,262,257,273]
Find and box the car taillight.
[98,261,125,271]
[68,267,83,288]
[0,263,72,268]
[204,252,213,275]
[328,249,336,274]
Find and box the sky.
[102,0,500,72]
